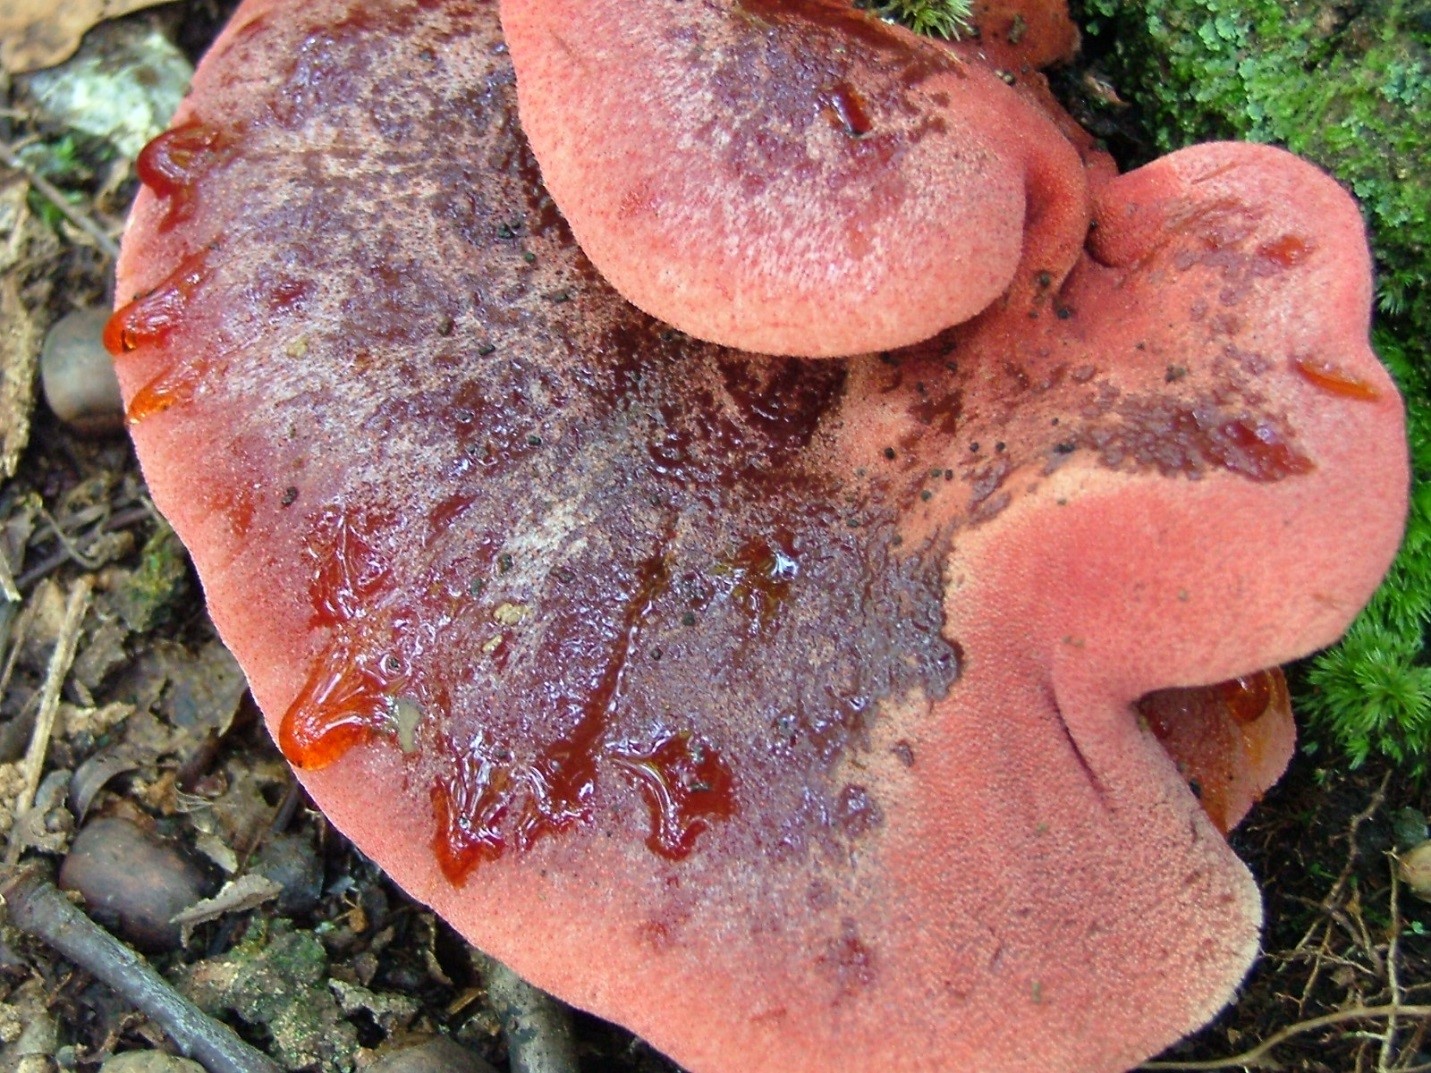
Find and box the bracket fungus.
[106,2,1407,1072]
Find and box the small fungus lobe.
[499,0,1090,356]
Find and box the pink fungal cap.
[500,0,1091,357]
[107,2,1406,1072]
[970,0,1082,71]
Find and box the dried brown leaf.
[0,0,173,75]
[170,873,283,942]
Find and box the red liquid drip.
[433,736,513,881]
[611,733,736,859]
[430,552,687,882]
[1139,668,1290,833]
[1216,671,1278,726]
[1257,234,1313,268]
[307,507,395,628]
[1292,355,1381,402]
[1209,417,1311,480]
[828,83,874,137]
[279,642,401,769]
[1188,408,1316,481]
[136,119,232,230]
[727,534,798,629]
[518,553,673,844]
[126,362,206,423]
[1220,669,1289,776]
[104,251,211,355]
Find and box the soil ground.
[0,3,1427,1072]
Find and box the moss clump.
[113,523,190,633]
[1078,0,1431,771]
[181,921,358,1073]
[861,0,975,37]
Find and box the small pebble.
[40,308,124,436]
[253,831,324,917]
[366,1036,498,1073]
[58,815,213,952]
[1393,806,1429,851]
[1399,840,1431,902]
[100,1052,205,1073]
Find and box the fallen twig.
[1296,772,1392,949]
[1,865,283,1073]
[16,502,163,592]
[7,574,91,863]
[472,947,580,1073]
[0,551,19,603]
[1379,854,1406,1073]
[1138,1004,1431,1071]
[0,584,37,705]
[0,138,120,258]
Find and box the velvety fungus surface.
[108,2,1407,1071]
[500,0,1091,357]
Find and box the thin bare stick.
[0,139,120,258]
[0,553,18,603]
[0,585,37,704]
[1138,1005,1431,1071]
[1379,855,1405,1072]
[10,575,90,832]
[1293,772,1392,958]
[1,866,282,1073]
[35,507,105,571]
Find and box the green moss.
[1078,0,1431,771]
[181,921,358,1073]
[862,0,974,37]
[113,523,190,633]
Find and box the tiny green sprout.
[865,0,974,39]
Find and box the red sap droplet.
[515,552,674,847]
[828,83,874,137]
[1292,355,1381,402]
[1218,669,1289,775]
[611,733,737,859]
[726,534,798,629]
[432,735,513,883]
[1139,668,1291,834]
[1216,671,1276,726]
[427,548,695,880]
[137,118,233,230]
[104,251,211,355]
[126,362,207,423]
[1256,234,1313,268]
[1206,414,1317,481]
[306,506,396,628]
[279,641,403,768]
[520,712,607,843]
